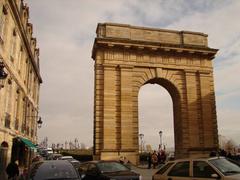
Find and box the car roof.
[167,156,226,163]
[81,160,119,164]
[37,160,72,164]
[63,156,72,157]
[30,160,80,179]
[62,156,73,158]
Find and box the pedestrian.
[147,152,152,169]
[119,156,124,164]
[32,155,41,163]
[161,150,166,164]
[157,151,161,164]
[6,160,19,180]
[209,151,216,157]
[151,151,158,169]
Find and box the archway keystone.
[92,23,218,164]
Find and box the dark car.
[70,159,81,170]
[78,160,141,180]
[28,160,81,180]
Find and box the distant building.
[0,0,42,176]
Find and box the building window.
[14,89,21,131]
[26,126,29,135]
[4,113,11,129]
[31,129,34,137]
[17,46,23,73]
[10,29,17,62]
[15,118,19,130]
[0,5,8,43]
[21,123,26,133]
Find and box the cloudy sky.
[25,0,240,149]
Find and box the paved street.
[130,164,160,180]
[133,167,158,180]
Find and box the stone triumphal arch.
[92,23,218,164]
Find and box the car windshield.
[30,161,79,180]
[209,158,240,176]
[156,162,174,175]
[97,162,129,172]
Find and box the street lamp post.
[159,131,163,150]
[139,133,144,154]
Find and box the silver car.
[152,157,240,180]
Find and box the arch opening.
[138,78,182,157]
[139,84,174,152]
[1,141,8,148]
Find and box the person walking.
[6,160,19,180]
[147,152,152,169]
[151,151,158,169]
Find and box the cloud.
[25,0,240,148]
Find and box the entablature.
[92,23,218,60]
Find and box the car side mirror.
[211,174,220,179]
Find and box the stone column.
[119,65,137,164]
[93,64,104,157]
[101,64,118,159]
[184,70,201,156]
[199,71,218,150]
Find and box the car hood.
[102,170,139,179]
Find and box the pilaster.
[119,65,134,150]
[198,71,216,148]
[184,70,201,148]
[102,64,118,150]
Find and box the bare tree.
[225,139,236,153]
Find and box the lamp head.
[37,117,43,128]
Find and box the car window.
[87,164,98,174]
[97,162,129,172]
[193,161,218,178]
[209,158,240,176]
[30,161,79,180]
[79,163,88,173]
[168,161,190,177]
[156,162,174,174]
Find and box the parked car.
[59,155,74,161]
[70,159,81,170]
[47,153,63,160]
[152,156,240,180]
[167,152,175,161]
[46,147,53,154]
[28,160,81,180]
[78,160,141,180]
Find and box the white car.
[152,156,240,180]
[46,147,53,155]
[59,156,74,161]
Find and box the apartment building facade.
[0,0,42,175]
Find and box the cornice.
[92,37,218,60]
